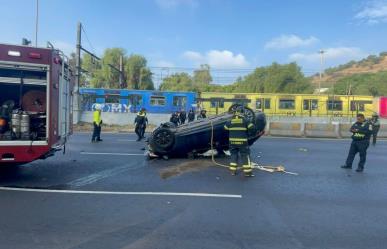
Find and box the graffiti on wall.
[90,103,135,113]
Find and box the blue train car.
[79,88,197,114]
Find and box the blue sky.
[1,0,386,83]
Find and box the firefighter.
[197,110,207,120]
[188,109,195,122]
[341,113,372,172]
[180,110,187,124]
[224,108,255,177]
[91,104,103,143]
[134,108,148,141]
[370,113,381,146]
[170,112,180,126]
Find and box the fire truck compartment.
[0,65,48,142]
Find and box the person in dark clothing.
[179,110,187,124]
[134,108,148,141]
[370,113,381,146]
[188,109,195,122]
[341,113,372,172]
[170,112,180,126]
[224,109,255,177]
[197,110,207,120]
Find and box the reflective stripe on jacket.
[351,121,371,141]
[224,114,254,145]
[93,110,101,124]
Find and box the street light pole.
[35,0,39,47]
[318,50,325,94]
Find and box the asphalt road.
[0,133,386,249]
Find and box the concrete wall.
[304,123,339,138]
[378,124,387,138]
[80,111,387,138]
[268,122,304,137]
[81,111,170,126]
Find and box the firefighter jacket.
[224,114,255,146]
[350,121,372,141]
[93,110,102,125]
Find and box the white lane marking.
[0,187,242,198]
[117,139,139,142]
[68,164,143,188]
[80,152,144,156]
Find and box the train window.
[105,94,120,103]
[303,99,318,110]
[129,94,142,106]
[150,96,166,106]
[279,99,295,109]
[265,99,271,109]
[210,98,224,108]
[173,96,187,107]
[350,101,365,112]
[327,100,343,111]
[256,98,271,109]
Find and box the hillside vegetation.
[312,52,387,96]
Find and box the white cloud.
[182,50,204,61]
[289,47,368,66]
[154,60,175,67]
[51,41,75,56]
[182,50,249,68]
[265,34,319,50]
[355,0,387,24]
[155,0,198,9]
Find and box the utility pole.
[35,0,39,47]
[119,55,124,88]
[73,22,101,124]
[108,55,125,88]
[73,22,82,124]
[318,49,325,94]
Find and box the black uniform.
[344,121,372,171]
[224,113,255,176]
[180,111,187,124]
[188,110,195,122]
[170,113,180,126]
[197,111,207,120]
[370,117,381,146]
[134,111,148,141]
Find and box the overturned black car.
[148,104,266,158]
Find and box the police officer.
[341,113,372,172]
[180,110,187,124]
[188,109,195,122]
[91,104,103,143]
[170,112,180,126]
[370,113,381,146]
[197,110,207,120]
[134,108,148,141]
[224,108,255,177]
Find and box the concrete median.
[304,123,340,138]
[268,122,304,137]
[339,124,352,138]
[377,124,387,138]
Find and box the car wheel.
[152,128,175,150]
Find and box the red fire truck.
[0,43,74,165]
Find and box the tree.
[333,71,387,96]
[125,54,154,90]
[159,73,193,91]
[193,64,212,90]
[228,62,312,93]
